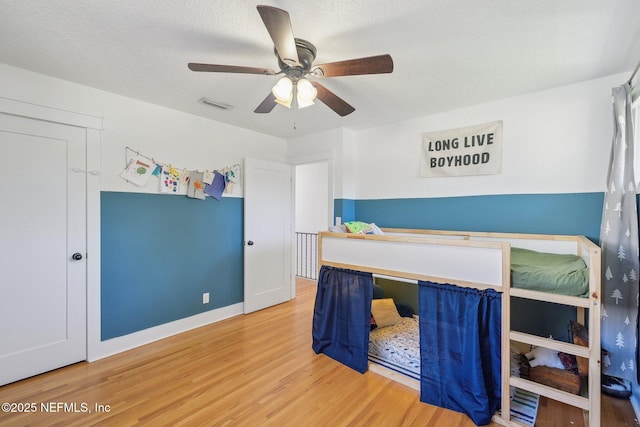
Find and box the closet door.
[0,113,87,386]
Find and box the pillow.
[369,223,384,235]
[525,346,565,370]
[344,221,372,234]
[395,303,414,318]
[371,298,402,328]
[328,224,348,233]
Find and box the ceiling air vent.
[199,97,233,110]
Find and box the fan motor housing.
[276,38,317,79]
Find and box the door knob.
[247,241,254,246]
[72,252,83,261]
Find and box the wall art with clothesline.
[120,146,241,201]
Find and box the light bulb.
[272,77,293,102]
[296,78,317,109]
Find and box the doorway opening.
[294,160,330,282]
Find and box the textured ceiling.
[0,0,639,138]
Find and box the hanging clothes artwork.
[204,170,226,200]
[600,82,639,382]
[222,164,241,194]
[121,146,241,201]
[186,171,206,200]
[120,153,155,187]
[159,165,183,194]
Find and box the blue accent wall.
[101,192,243,340]
[335,192,605,338]
[334,198,356,223]
[100,191,606,341]
[336,192,604,242]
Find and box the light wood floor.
[0,278,636,426]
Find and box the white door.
[243,158,292,313]
[0,113,87,386]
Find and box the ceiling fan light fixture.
[296,96,315,109]
[272,77,293,102]
[296,78,317,109]
[309,68,324,78]
[275,95,292,108]
[189,6,393,118]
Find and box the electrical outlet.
[202,292,209,304]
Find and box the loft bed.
[312,227,601,427]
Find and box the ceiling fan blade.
[188,63,276,75]
[256,5,300,67]
[312,54,394,77]
[254,92,277,114]
[313,83,355,117]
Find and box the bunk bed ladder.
[497,238,601,427]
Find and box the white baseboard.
[87,303,244,362]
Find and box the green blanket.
[510,247,589,296]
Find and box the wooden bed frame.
[318,228,601,427]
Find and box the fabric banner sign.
[420,120,503,177]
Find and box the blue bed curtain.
[312,266,373,373]
[418,281,502,426]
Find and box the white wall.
[286,74,624,201]
[350,73,625,199]
[98,98,287,196]
[287,127,357,199]
[295,162,329,233]
[0,63,287,197]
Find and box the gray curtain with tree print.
[600,82,639,382]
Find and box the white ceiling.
[1,0,639,139]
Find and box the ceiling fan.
[188,5,394,116]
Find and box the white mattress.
[368,316,420,381]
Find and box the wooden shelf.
[509,331,589,358]
[509,377,590,410]
[510,287,591,308]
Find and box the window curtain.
[312,266,373,373]
[418,281,502,426]
[600,82,639,382]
